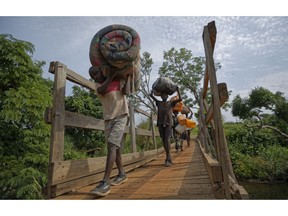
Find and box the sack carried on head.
[152,77,178,95]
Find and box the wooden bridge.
[44,21,248,200]
[53,140,216,200]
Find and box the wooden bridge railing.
[197,21,248,199]
[44,21,249,200]
[44,61,163,198]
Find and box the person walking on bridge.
[181,106,193,147]
[150,89,182,167]
[89,69,129,197]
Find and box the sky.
[1,0,287,214]
[1,15,287,122]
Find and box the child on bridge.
[172,111,182,152]
[150,89,182,167]
[89,69,129,197]
[181,105,193,147]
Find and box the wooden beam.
[129,101,137,152]
[47,61,67,198]
[136,128,153,136]
[50,61,97,91]
[203,23,231,199]
[202,21,217,99]
[229,176,249,199]
[50,148,164,185]
[199,143,223,184]
[49,61,66,163]
[205,83,229,124]
[66,67,97,92]
[51,155,159,198]
[65,111,105,130]
[198,93,209,153]
[218,83,228,106]
[135,107,157,120]
[45,108,131,134]
[48,148,164,197]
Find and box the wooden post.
[151,112,157,149]
[128,101,137,153]
[203,23,231,199]
[199,92,209,153]
[47,61,67,198]
[48,61,66,162]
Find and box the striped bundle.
[89,24,141,94]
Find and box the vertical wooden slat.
[202,68,209,99]
[128,101,137,152]
[151,112,157,149]
[49,61,66,162]
[199,93,208,153]
[44,61,165,198]
[203,24,231,199]
[202,21,217,99]
[47,61,67,198]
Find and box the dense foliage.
[130,52,157,114]
[2,33,286,200]
[159,48,206,108]
[232,87,288,138]
[225,122,288,182]
[228,88,288,182]
[65,85,106,157]
[0,34,52,199]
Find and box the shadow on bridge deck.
[53,140,216,200]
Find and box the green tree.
[231,87,288,143]
[225,122,288,182]
[231,95,251,119]
[130,51,157,113]
[159,47,216,108]
[65,85,106,155]
[0,34,52,199]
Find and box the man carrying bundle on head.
[89,24,141,196]
[150,77,182,167]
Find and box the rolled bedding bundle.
[152,77,178,95]
[89,24,141,93]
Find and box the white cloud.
[255,71,288,96]
[1,16,288,100]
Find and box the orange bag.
[177,114,186,125]
[173,101,183,112]
[185,119,196,128]
[170,96,183,112]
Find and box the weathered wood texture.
[202,21,231,198]
[45,108,159,137]
[48,148,165,198]
[53,140,216,200]
[45,61,161,198]
[47,20,249,200]
[198,21,248,199]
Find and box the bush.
[225,122,288,182]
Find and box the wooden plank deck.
[53,140,216,200]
